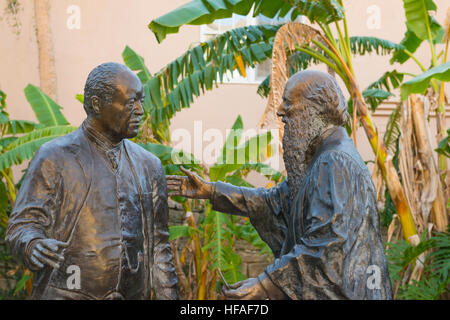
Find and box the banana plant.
[378,1,449,234]
[140,115,281,299]
[148,0,423,243]
[386,1,449,185]
[123,24,280,143]
[204,115,280,288]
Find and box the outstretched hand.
[166,166,213,199]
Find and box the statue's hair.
[83,62,129,115]
[293,70,350,126]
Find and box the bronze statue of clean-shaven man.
[6,62,179,300]
[167,70,393,300]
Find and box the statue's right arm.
[210,180,285,218]
[5,146,62,270]
[167,168,288,256]
[167,166,288,218]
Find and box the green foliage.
[435,128,450,158]
[203,210,246,283]
[390,0,443,64]
[122,46,152,84]
[362,88,394,112]
[153,115,277,288]
[289,0,344,24]
[233,220,272,256]
[348,36,405,56]
[402,0,442,42]
[367,70,405,92]
[148,0,344,43]
[0,225,28,299]
[400,62,450,100]
[363,70,405,109]
[256,49,323,98]
[169,225,200,241]
[204,116,277,285]
[139,143,202,174]
[390,28,424,64]
[383,105,402,155]
[149,0,256,43]
[256,75,271,98]
[75,94,84,104]
[0,90,5,110]
[123,26,279,140]
[24,84,69,127]
[0,126,77,173]
[386,229,450,299]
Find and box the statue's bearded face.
[97,70,144,140]
[277,79,328,200]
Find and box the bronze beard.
[282,105,328,202]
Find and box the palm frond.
[367,69,405,92]
[257,49,322,98]
[257,75,271,98]
[6,120,40,135]
[390,0,443,64]
[234,221,273,256]
[122,46,152,84]
[138,143,203,176]
[427,229,450,282]
[0,126,76,172]
[348,36,404,56]
[24,84,69,127]
[128,24,281,134]
[203,210,245,284]
[0,90,6,109]
[75,94,84,104]
[259,22,326,130]
[402,0,442,41]
[362,88,394,111]
[169,225,200,241]
[390,28,423,64]
[386,229,450,299]
[400,62,450,100]
[221,246,246,284]
[383,105,402,154]
[149,0,344,43]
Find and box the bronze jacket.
[6,127,179,300]
[211,127,393,300]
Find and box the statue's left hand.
[222,277,268,300]
[27,238,68,270]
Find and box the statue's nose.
[276,104,285,118]
[135,100,144,115]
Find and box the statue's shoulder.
[313,128,367,172]
[311,141,371,184]
[33,128,83,163]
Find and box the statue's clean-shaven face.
[93,69,144,141]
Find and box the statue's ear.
[91,96,101,114]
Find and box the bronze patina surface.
[6,62,179,300]
[167,70,393,300]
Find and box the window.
[200,8,304,84]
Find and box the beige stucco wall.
[0,0,449,183]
